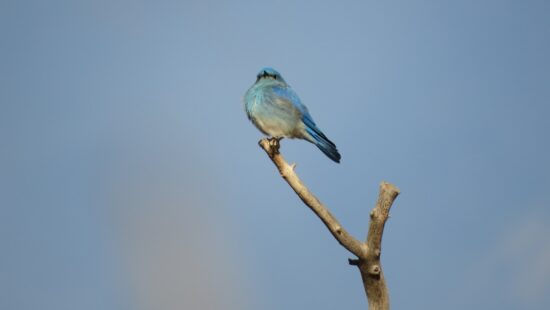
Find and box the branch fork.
[258,138,400,310]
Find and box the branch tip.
[380,181,400,197]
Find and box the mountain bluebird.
[244,68,341,163]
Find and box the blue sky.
[1,1,549,309]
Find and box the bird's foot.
[267,137,283,156]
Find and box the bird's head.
[256,67,286,83]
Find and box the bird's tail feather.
[305,125,341,163]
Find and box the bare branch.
[258,138,400,310]
[259,138,366,258]
[359,182,400,310]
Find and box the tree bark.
[258,138,400,310]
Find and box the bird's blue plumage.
[244,68,341,163]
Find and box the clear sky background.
[1,1,549,309]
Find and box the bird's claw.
[267,137,283,156]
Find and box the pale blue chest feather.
[245,81,303,138]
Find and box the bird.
[244,67,341,163]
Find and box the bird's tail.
[304,122,341,163]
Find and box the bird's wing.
[272,85,311,119]
[272,85,333,145]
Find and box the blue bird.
[244,68,341,163]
